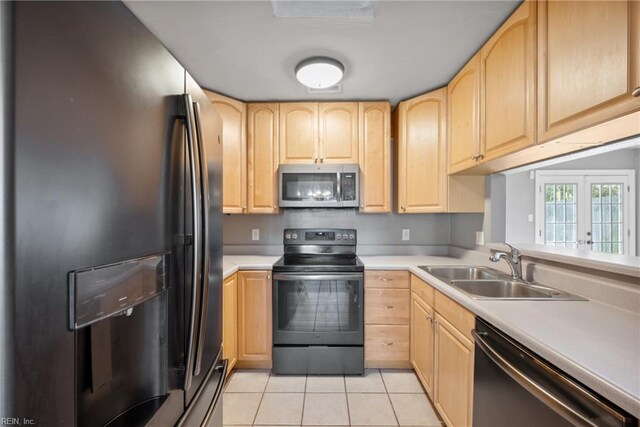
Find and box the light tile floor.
[223,369,443,427]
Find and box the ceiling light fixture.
[295,57,344,89]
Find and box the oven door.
[272,273,364,346]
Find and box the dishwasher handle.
[472,329,629,427]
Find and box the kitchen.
[1,1,639,427]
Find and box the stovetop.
[272,254,364,273]
[273,228,363,273]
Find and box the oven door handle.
[472,329,606,427]
[273,273,363,282]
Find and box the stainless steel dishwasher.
[472,318,637,427]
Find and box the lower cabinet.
[410,275,475,427]
[223,274,238,375]
[364,270,411,368]
[411,293,435,398]
[237,270,272,368]
[434,313,474,427]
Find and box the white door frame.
[535,170,636,255]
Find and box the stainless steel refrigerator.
[0,2,224,426]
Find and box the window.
[535,171,636,255]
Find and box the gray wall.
[503,148,640,254]
[224,209,456,255]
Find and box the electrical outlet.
[528,214,534,222]
[402,229,410,241]
[252,229,260,241]
[475,231,485,246]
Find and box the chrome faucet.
[489,243,523,280]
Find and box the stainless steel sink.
[418,265,587,301]
[449,279,586,300]
[419,265,501,281]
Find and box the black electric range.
[271,228,364,375]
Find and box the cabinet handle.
[267,275,271,279]
[380,278,393,282]
[471,155,477,161]
[381,305,394,309]
[477,154,485,161]
[381,341,394,346]
[425,314,433,322]
[400,206,405,211]
[632,87,640,97]
[242,206,247,212]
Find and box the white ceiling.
[124,0,521,106]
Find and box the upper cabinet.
[279,102,359,164]
[247,103,279,214]
[205,91,247,214]
[395,89,484,214]
[537,0,640,142]
[359,102,391,213]
[448,54,481,174]
[480,0,537,161]
[320,102,359,163]
[279,102,318,163]
[396,89,448,213]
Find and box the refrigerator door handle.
[183,94,202,391]
[193,100,210,377]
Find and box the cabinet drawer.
[435,290,475,341]
[365,325,410,362]
[365,270,410,289]
[365,289,410,325]
[411,274,434,307]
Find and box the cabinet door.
[481,0,536,161]
[238,271,272,367]
[279,102,318,163]
[435,315,474,427]
[359,102,391,212]
[397,88,447,213]
[319,102,359,163]
[448,54,481,173]
[223,274,238,374]
[411,294,435,398]
[206,91,247,214]
[247,103,279,214]
[538,0,640,142]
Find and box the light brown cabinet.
[448,54,481,173]
[434,313,474,427]
[237,270,272,368]
[247,103,279,214]
[364,270,410,368]
[395,89,484,213]
[279,102,318,163]
[537,0,640,142]
[396,89,448,213]
[480,0,537,161]
[359,102,391,212]
[319,102,359,163]
[205,91,247,214]
[279,102,360,164]
[223,273,238,375]
[411,292,435,398]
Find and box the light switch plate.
[528,214,534,222]
[252,229,260,241]
[402,229,410,241]
[475,231,485,245]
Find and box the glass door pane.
[543,183,578,248]
[589,183,625,255]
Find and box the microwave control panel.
[340,173,357,201]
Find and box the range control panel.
[284,228,357,245]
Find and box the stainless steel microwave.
[279,164,359,208]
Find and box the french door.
[535,171,636,255]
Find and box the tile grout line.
[343,375,352,427]
[379,369,401,427]
[250,370,270,426]
[300,374,308,426]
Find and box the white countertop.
[222,254,640,418]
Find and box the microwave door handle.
[336,172,342,202]
[193,101,210,377]
[183,94,202,391]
